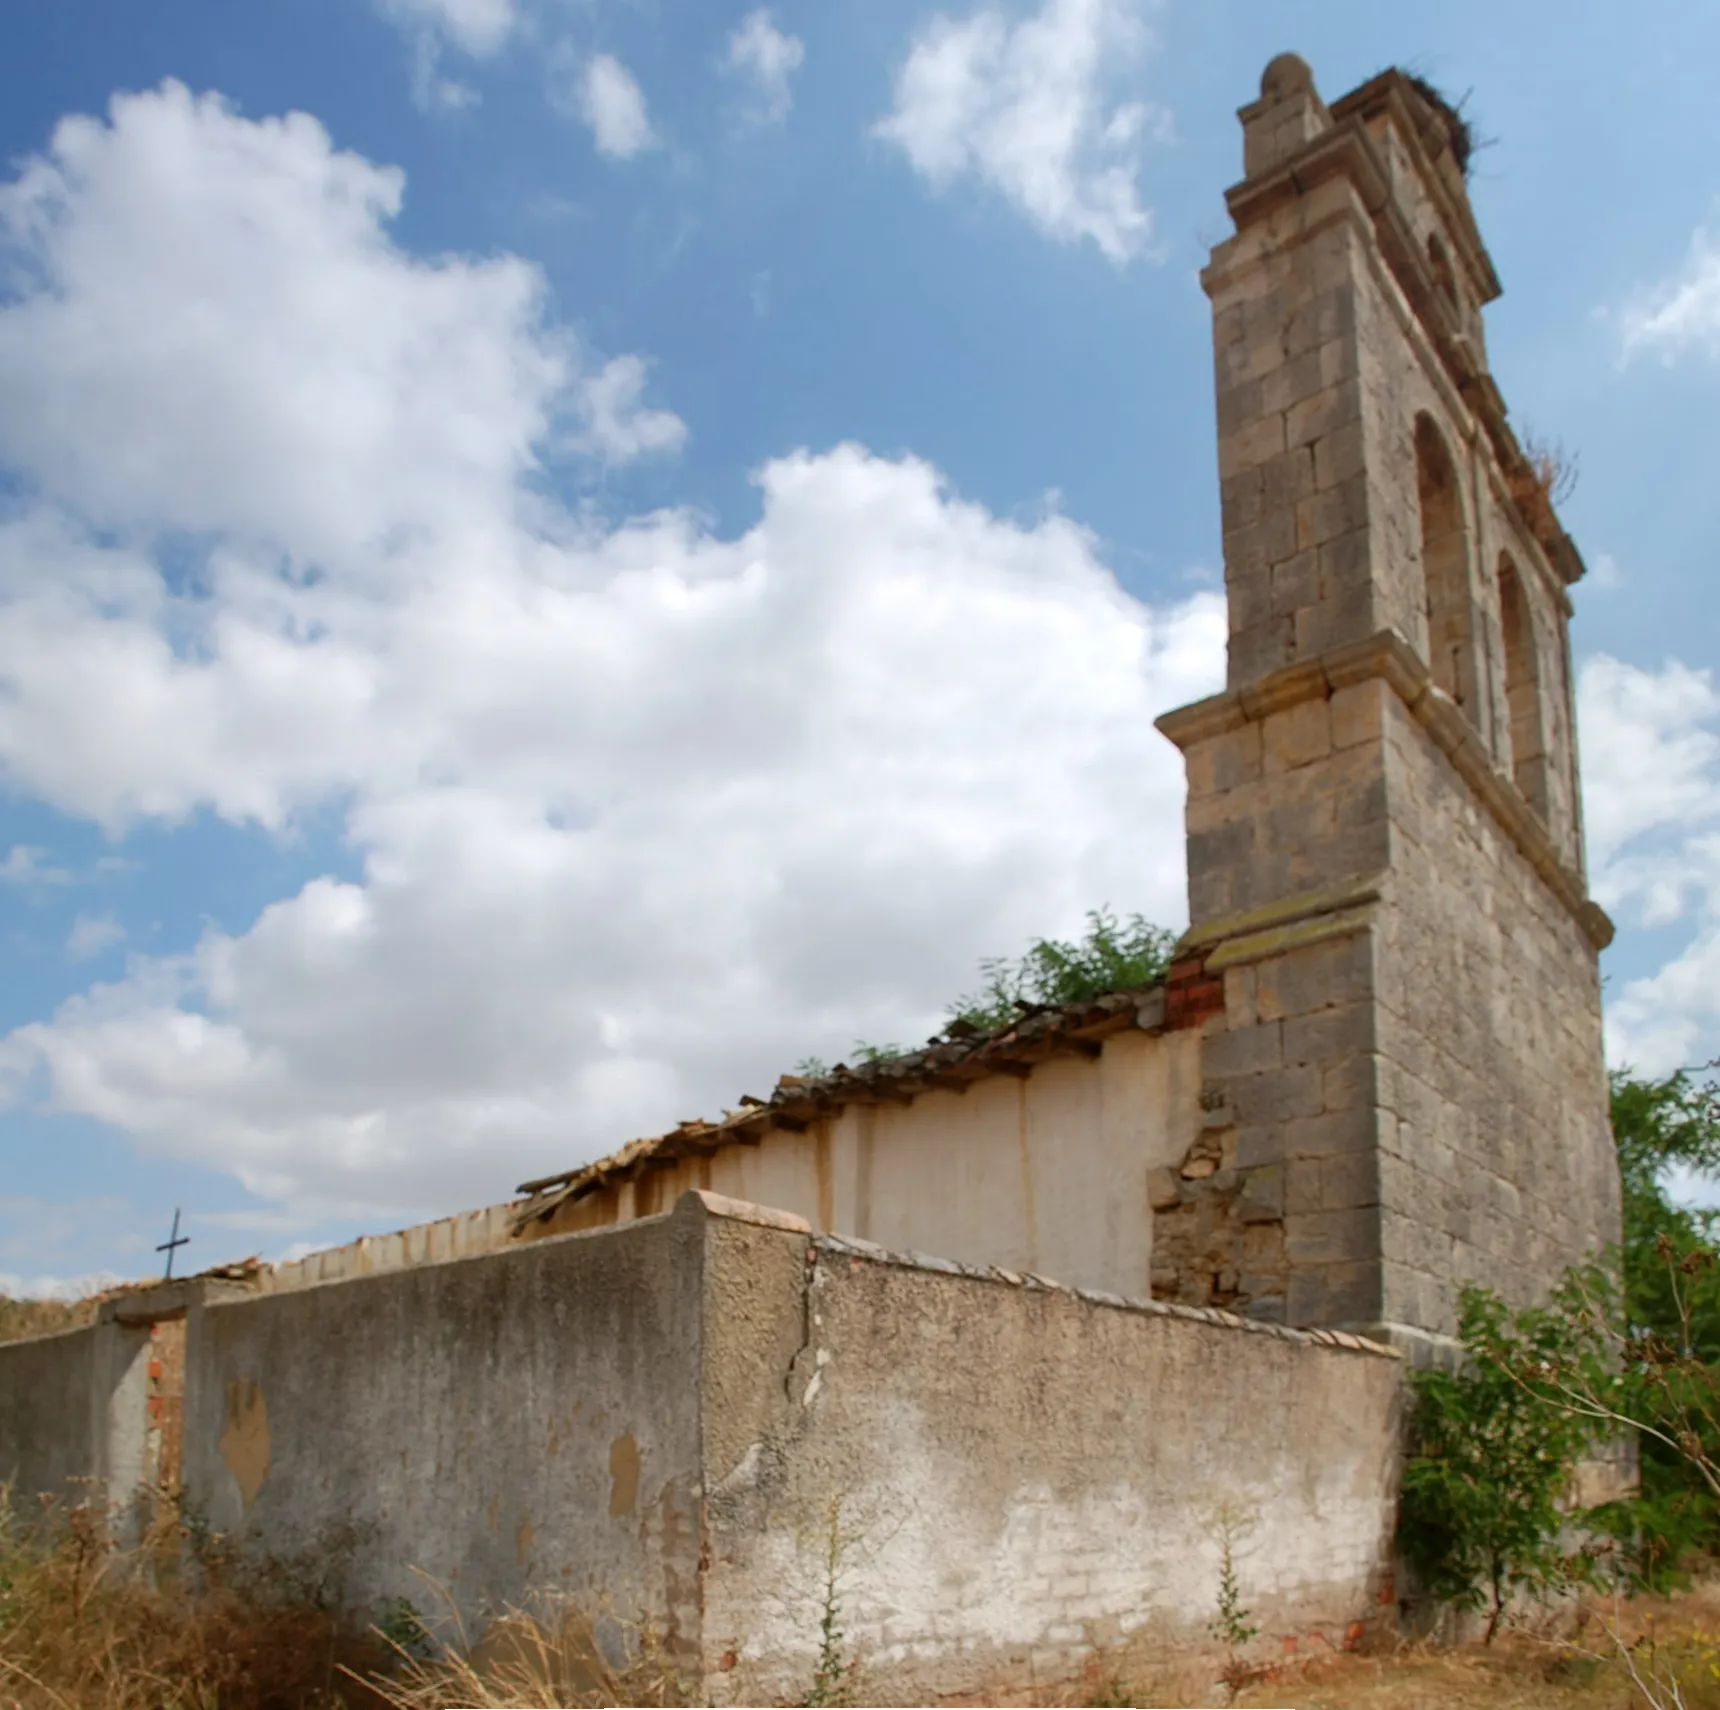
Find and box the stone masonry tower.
[1154,56,1621,1363]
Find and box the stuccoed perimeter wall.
[0,1323,106,1506]
[697,1199,1403,1705]
[2,1192,1402,1702]
[182,1204,708,1660]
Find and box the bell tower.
[1153,55,1619,1363]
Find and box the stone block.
[1261,352,1325,417]
[1185,818,1257,881]
[1219,467,1264,533]
[1293,595,1370,660]
[1223,963,1259,1028]
[1286,1105,1376,1160]
[1286,1268,1330,1326]
[1286,1157,1322,1216]
[1269,549,1320,617]
[1262,697,1332,773]
[1316,334,1357,388]
[1317,527,1371,597]
[1238,1163,1284,1221]
[1283,286,1355,359]
[1282,1002,1376,1067]
[1286,1206,1381,1267]
[1147,1167,1181,1212]
[1227,1063,1323,1125]
[1218,412,1287,480]
[1313,419,1366,490]
[1185,723,1263,799]
[1329,679,1386,750]
[1255,930,1374,1020]
[1321,1052,1375,1113]
[1319,1260,1383,1326]
[1285,378,1359,450]
[1215,375,1264,437]
[1225,507,1299,577]
[1263,788,1337,850]
[1319,1152,1380,1212]
[1229,615,1301,685]
[1232,1123,1283,1171]
[1295,473,1368,551]
[1242,1290,1286,1323]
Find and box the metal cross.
[156,1207,190,1280]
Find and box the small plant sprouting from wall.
[377,1595,433,1660]
[804,1497,855,1709]
[1206,1503,1259,1703]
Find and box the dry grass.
[0,1492,686,1710]
[9,1491,1720,1710]
[352,1576,688,1709]
[0,1487,387,1710]
[0,1297,98,1344]
[1219,1584,1720,1710]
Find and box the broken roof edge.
[511,979,1174,1231]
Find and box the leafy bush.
[1398,1285,1603,1640]
[1611,1065,1720,1575]
[948,908,1175,1034]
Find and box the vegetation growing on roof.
[1404,72,1479,178]
[791,908,1176,1078]
[946,908,1176,1037]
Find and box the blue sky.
[3,0,1719,1291]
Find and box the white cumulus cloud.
[873,0,1164,264]
[1580,655,1720,1075]
[380,0,516,58]
[578,54,655,159]
[1,845,73,886]
[726,10,805,124]
[0,80,1224,1227]
[65,915,125,961]
[1621,223,1720,360]
[576,354,689,462]
[378,0,514,113]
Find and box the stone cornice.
[1327,71,1500,305]
[1156,631,1615,953]
[1178,872,1386,967]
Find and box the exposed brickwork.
[1162,956,1226,1031]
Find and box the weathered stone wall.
[182,1207,708,1654]
[536,1028,1204,1301]
[698,1200,1402,1706]
[1345,154,1585,875]
[1374,685,1617,1334]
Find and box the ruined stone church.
[0,56,1622,1702]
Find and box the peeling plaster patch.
[717,1440,763,1495]
[609,1432,640,1516]
[218,1378,270,1512]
